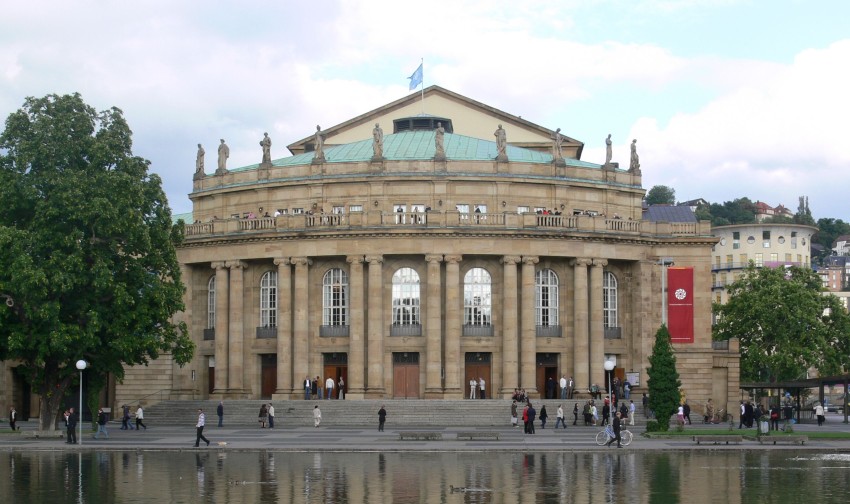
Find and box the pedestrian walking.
[378,405,387,432]
[94,408,109,439]
[325,376,335,399]
[9,406,17,431]
[217,401,224,427]
[554,404,566,429]
[268,403,275,429]
[573,403,578,425]
[195,408,210,447]
[539,405,548,429]
[258,403,268,428]
[121,404,134,430]
[606,412,622,448]
[814,403,825,426]
[683,401,692,424]
[629,400,636,426]
[135,405,147,430]
[526,402,537,434]
[313,405,322,427]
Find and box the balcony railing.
[320,325,350,338]
[462,324,494,337]
[390,323,422,337]
[712,339,730,350]
[604,327,622,339]
[203,328,215,341]
[256,326,277,339]
[536,325,562,337]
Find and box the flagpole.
[420,58,425,114]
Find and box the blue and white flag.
[407,63,423,90]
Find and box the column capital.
[501,255,521,265]
[522,256,539,266]
[365,255,383,265]
[346,255,365,265]
[291,257,312,267]
[571,257,592,267]
[273,257,291,266]
[225,260,246,270]
[444,254,463,264]
[211,261,227,270]
[592,258,608,268]
[425,254,444,264]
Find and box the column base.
[169,389,201,401]
[364,389,386,399]
[424,389,444,399]
[442,388,464,399]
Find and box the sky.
[2,0,848,219]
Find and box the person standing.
[683,402,692,425]
[526,402,537,434]
[469,377,477,399]
[511,400,518,428]
[313,405,322,427]
[522,403,530,433]
[642,393,650,418]
[378,405,387,432]
[217,401,224,427]
[546,377,555,399]
[268,403,275,429]
[560,375,568,400]
[94,408,109,439]
[677,404,685,426]
[601,400,610,427]
[325,376,335,400]
[738,400,745,429]
[539,405,548,429]
[67,408,78,444]
[815,402,825,426]
[314,376,322,400]
[305,376,312,400]
[195,409,210,447]
[606,412,622,448]
[337,376,345,400]
[9,406,17,431]
[573,403,579,425]
[629,400,636,426]
[258,404,268,428]
[567,377,575,399]
[135,404,147,431]
[479,377,486,399]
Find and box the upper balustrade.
[183,211,712,239]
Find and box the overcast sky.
[2,1,848,219]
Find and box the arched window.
[207,276,216,329]
[603,271,618,328]
[464,268,491,326]
[535,269,559,326]
[323,268,348,326]
[260,271,277,328]
[392,268,420,325]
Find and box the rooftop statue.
[216,139,229,175]
[605,134,613,165]
[372,123,384,159]
[629,139,640,173]
[494,124,507,161]
[434,122,446,159]
[313,125,325,161]
[260,132,272,164]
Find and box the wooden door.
[208,366,215,395]
[323,365,348,398]
[464,363,491,398]
[392,353,420,398]
[261,354,277,399]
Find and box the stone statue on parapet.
[194,143,205,180]
[260,132,272,165]
[551,128,565,166]
[605,134,613,165]
[434,122,446,160]
[629,139,641,174]
[313,125,325,163]
[372,123,384,160]
[216,139,229,175]
[494,124,508,162]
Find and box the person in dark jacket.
[539,405,548,429]
[378,405,387,432]
[606,412,622,447]
[526,403,537,434]
[94,408,109,439]
[67,407,78,444]
[217,401,224,427]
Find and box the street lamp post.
[604,359,615,405]
[76,360,87,446]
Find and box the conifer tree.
[647,324,681,431]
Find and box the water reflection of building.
[91,86,738,415]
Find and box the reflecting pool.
[2,450,850,503]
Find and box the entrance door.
[392,353,420,398]
[464,353,492,399]
[260,354,277,399]
[323,353,348,399]
[536,353,559,399]
[208,358,215,395]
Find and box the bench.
[398,432,442,441]
[693,435,743,445]
[758,435,808,445]
[456,432,500,441]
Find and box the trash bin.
[759,420,770,435]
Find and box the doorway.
[323,353,348,399]
[260,354,277,399]
[536,353,559,399]
[392,353,420,398]
[464,352,492,399]
[207,357,215,395]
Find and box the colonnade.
[200,254,615,399]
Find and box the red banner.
[667,267,694,343]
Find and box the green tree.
[0,93,194,432]
[645,185,676,205]
[814,217,850,254]
[712,264,850,382]
[706,198,756,226]
[646,324,681,430]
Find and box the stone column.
[172,264,194,397]
[226,260,246,394]
[273,257,292,398]
[444,255,463,397]
[500,256,521,397]
[590,259,607,391]
[521,256,539,395]
[425,254,444,398]
[366,255,385,396]
[572,258,591,392]
[211,261,229,394]
[291,257,311,391]
[346,255,366,399]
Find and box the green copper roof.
[226,131,602,172]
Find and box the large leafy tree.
[645,185,676,205]
[646,324,681,430]
[713,264,850,383]
[0,94,193,431]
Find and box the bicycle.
[595,425,633,446]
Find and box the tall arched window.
[207,276,216,329]
[603,271,618,328]
[260,271,277,328]
[535,269,559,326]
[464,268,491,326]
[323,268,349,326]
[392,268,420,325]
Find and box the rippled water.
[2,451,850,503]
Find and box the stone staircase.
[142,399,647,428]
